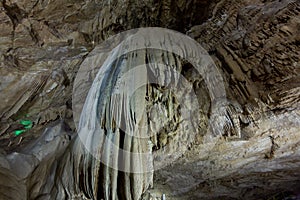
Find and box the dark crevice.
[2,0,27,27]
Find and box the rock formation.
[0,0,299,199]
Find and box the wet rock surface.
[0,0,299,199]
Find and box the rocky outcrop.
[0,0,214,151]
[0,0,299,199]
[189,0,300,110]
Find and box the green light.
[14,129,26,136]
[24,124,32,129]
[14,119,33,136]
[20,120,32,126]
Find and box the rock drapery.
[71,27,221,199]
[0,0,299,199]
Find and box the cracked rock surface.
[0,0,299,199]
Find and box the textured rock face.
[70,28,218,199]
[0,0,214,151]
[0,0,299,200]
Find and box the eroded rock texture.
[0,0,299,200]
